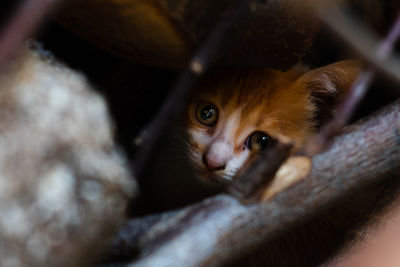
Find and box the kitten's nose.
[202,154,226,171]
[203,141,233,171]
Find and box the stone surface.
[0,46,136,267]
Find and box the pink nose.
[203,142,233,171]
[202,154,226,171]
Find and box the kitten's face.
[185,61,360,183]
[186,68,316,183]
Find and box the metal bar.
[132,0,251,179]
[306,5,400,155]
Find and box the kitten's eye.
[195,103,218,126]
[246,131,270,151]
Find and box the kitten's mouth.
[195,169,233,184]
[188,157,234,184]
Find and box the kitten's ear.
[297,60,362,127]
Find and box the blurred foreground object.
[55,0,319,69]
[0,46,136,267]
[108,98,400,266]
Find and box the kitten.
[185,60,361,183]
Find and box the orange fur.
[185,60,361,182]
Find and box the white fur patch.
[224,149,250,179]
[206,141,233,168]
[188,110,252,181]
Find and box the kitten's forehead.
[196,68,303,106]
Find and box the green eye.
[195,103,218,126]
[246,131,270,151]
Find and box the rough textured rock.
[0,46,136,267]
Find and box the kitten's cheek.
[225,151,250,177]
[188,129,211,146]
[188,151,202,165]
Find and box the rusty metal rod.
[132,0,251,179]
[305,6,400,155]
[319,3,400,84]
[227,138,292,200]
